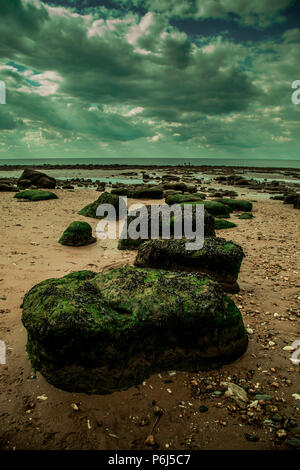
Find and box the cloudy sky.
[0,0,299,161]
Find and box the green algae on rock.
[111,186,163,199]
[165,193,206,205]
[14,190,58,201]
[59,221,96,246]
[179,200,231,218]
[21,267,248,394]
[118,205,216,251]
[134,237,244,293]
[215,218,237,230]
[213,198,252,212]
[78,192,120,219]
[238,213,254,220]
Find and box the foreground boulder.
[134,237,245,293]
[18,168,56,189]
[22,267,248,394]
[78,192,120,218]
[118,205,215,250]
[14,190,58,201]
[59,221,96,246]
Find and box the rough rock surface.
[18,168,56,189]
[111,185,163,199]
[21,267,248,394]
[165,193,206,204]
[179,200,231,218]
[134,237,245,293]
[213,198,252,212]
[59,221,96,246]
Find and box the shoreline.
[0,163,300,174]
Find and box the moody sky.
[0,0,299,160]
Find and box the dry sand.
[0,188,299,450]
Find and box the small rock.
[255,394,273,402]
[37,394,48,401]
[271,413,284,423]
[286,438,300,448]
[245,433,259,442]
[144,435,155,446]
[276,429,287,438]
[225,383,248,409]
[199,406,208,413]
[283,346,295,351]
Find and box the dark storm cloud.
[0,0,299,159]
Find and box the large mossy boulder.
[22,267,248,394]
[14,190,58,201]
[59,221,96,246]
[134,237,245,293]
[18,168,56,189]
[165,193,206,205]
[213,198,252,212]
[118,205,215,251]
[78,192,120,219]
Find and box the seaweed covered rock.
[59,221,96,246]
[78,192,120,218]
[14,190,58,201]
[180,200,231,218]
[213,198,252,212]
[134,237,245,293]
[238,213,254,220]
[128,186,163,199]
[111,186,163,199]
[118,205,215,250]
[215,218,237,230]
[22,267,248,394]
[165,193,206,205]
[110,187,129,196]
[18,168,56,189]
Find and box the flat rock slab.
[134,237,245,293]
[22,267,248,394]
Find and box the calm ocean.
[0,157,299,169]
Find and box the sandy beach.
[0,178,299,450]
